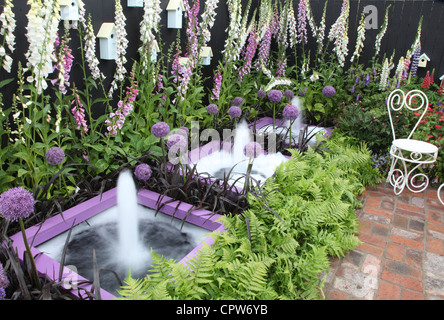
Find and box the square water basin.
[9,188,224,300]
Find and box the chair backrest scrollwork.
[386,89,429,141]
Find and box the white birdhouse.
[418,53,430,68]
[97,23,117,60]
[127,0,143,7]
[150,40,160,62]
[60,0,80,21]
[178,57,189,72]
[167,0,184,29]
[199,47,213,65]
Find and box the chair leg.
[387,156,407,195]
[438,183,444,206]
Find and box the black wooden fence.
[0,0,443,111]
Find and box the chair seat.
[393,138,438,155]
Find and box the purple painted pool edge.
[9,187,224,300]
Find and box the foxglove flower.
[83,14,103,80]
[109,0,128,97]
[71,90,88,136]
[239,29,258,82]
[134,163,152,182]
[0,187,35,222]
[244,141,263,158]
[200,0,219,46]
[139,0,161,73]
[0,0,16,73]
[151,122,170,138]
[211,68,222,100]
[46,146,65,165]
[25,0,60,94]
[297,0,308,44]
[350,12,366,63]
[374,5,390,57]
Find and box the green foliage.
[118,135,380,300]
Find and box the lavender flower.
[46,147,65,165]
[151,122,170,138]
[243,141,263,158]
[230,97,244,107]
[322,85,336,97]
[351,86,355,93]
[228,106,242,118]
[365,74,370,86]
[0,187,35,222]
[268,89,283,103]
[0,288,5,300]
[257,89,266,99]
[283,104,300,121]
[284,90,294,99]
[134,163,152,182]
[207,103,219,115]
[0,263,9,289]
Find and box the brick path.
[323,183,444,300]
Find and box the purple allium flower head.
[151,122,170,138]
[134,164,152,182]
[179,126,189,136]
[230,97,244,107]
[268,89,283,103]
[257,89,266,99]
[322,85,336,97]
[0,187,35,222]
[206,103,219,115]
[45,147,65,165]
[166,134,187,150]
[0,263,8,289]
[243,141,263,158]
[284,90,294,99]
[228,106,242,118]
[283,104,300,121]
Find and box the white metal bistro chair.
[438,183,444,206]
[386,89,438,195]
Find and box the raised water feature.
[193,120,289,188]
[10,171,224,299]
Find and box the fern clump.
[117,134,381,300]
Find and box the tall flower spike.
[25,0,60,94]
[0,0,16,73]
[374,5,391,57]
[109,0,128,97]
[350,11,366,63]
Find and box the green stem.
[19,218,41,290]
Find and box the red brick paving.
[323,183,444,300]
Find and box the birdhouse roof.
[151,40,160,51]
[167,0,185,11]
[97,23,115,38]
[200,47,213,58]
[179,57,189,66]
[60,0,80,6]
[440,74,444,81]
[419,53,430,61]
